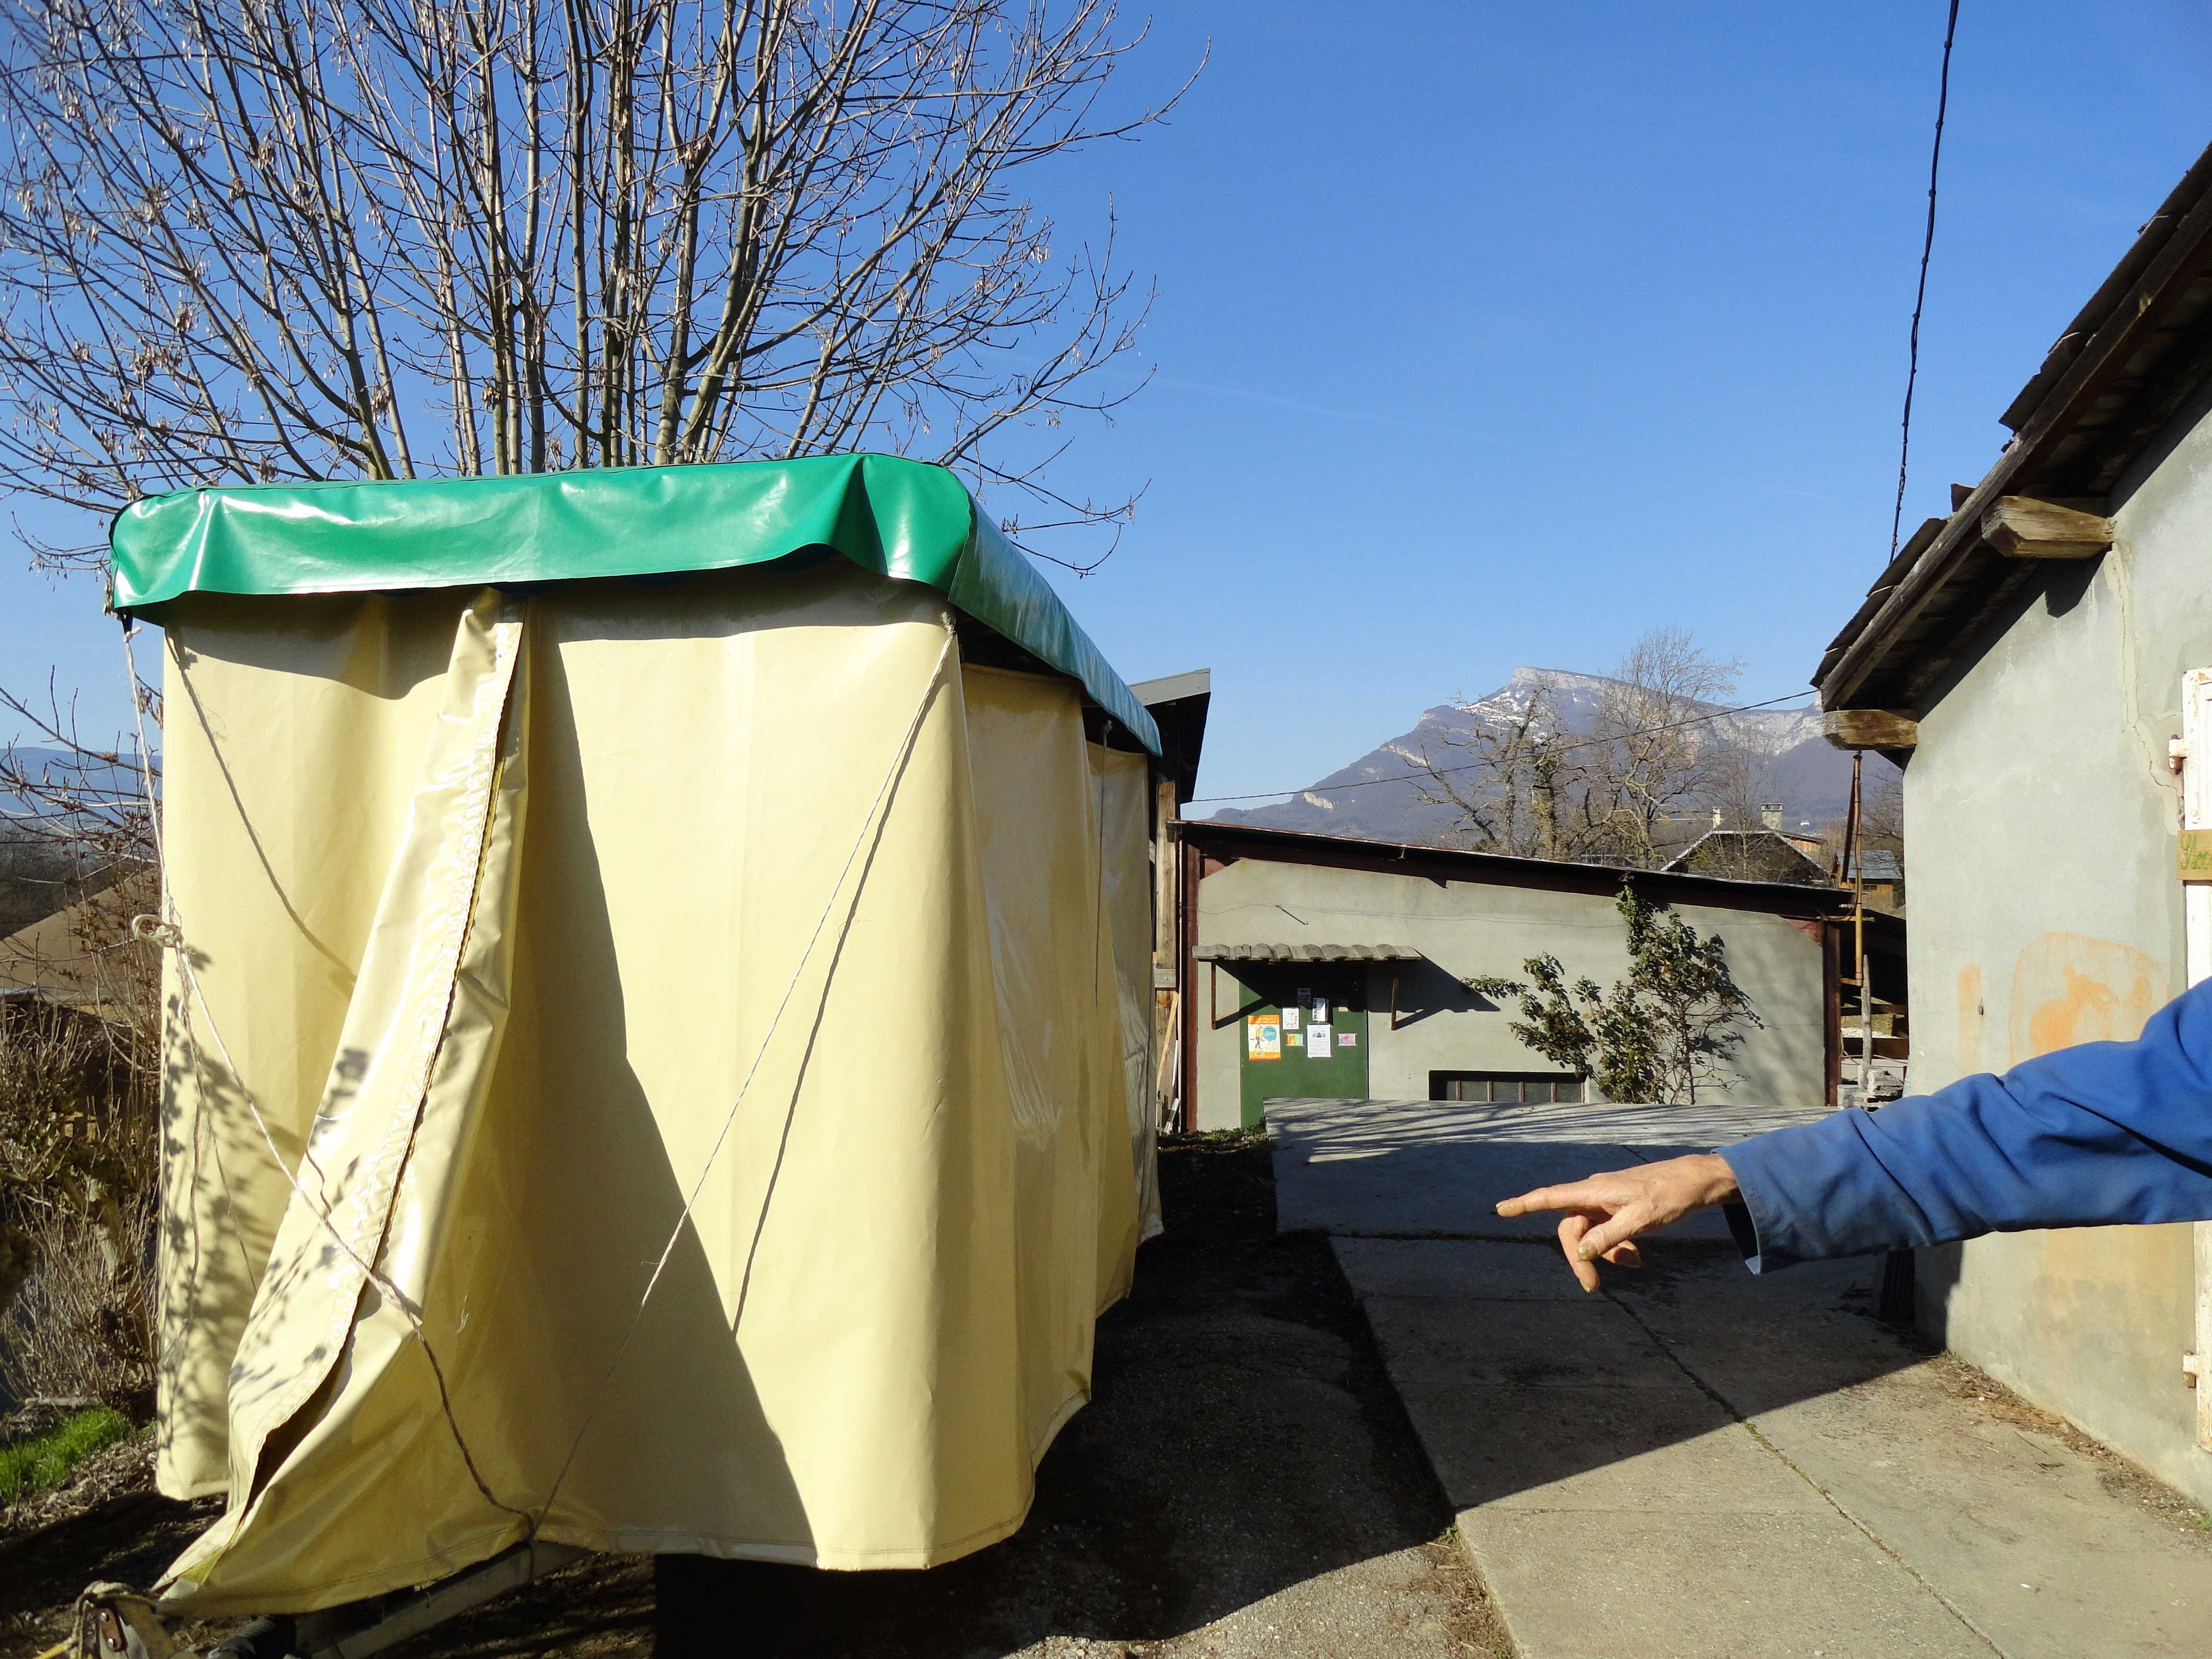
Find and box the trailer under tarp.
[114,455,1162,1617]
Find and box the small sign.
[1338,1032,1358,1048]
[1296,986,1311,1005]
[2183,829,2212,881]
[1307,1022,1333,1055]
[1311,997,1331,1023]
[1286,1029,1303,1046]
[1246,1014,1281,1061]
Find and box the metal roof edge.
[1175,820,1857,914]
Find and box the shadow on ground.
[384,1132,1480,1657]
[1341,1233,1934,1512]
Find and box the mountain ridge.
[1204,667,1893,852]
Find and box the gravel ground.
[0,1133,1513,1659]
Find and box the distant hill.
[1205,666,1899,850]
[0,745,154,814]
[0,745,153,936]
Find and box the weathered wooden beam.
[1823,709,1918,752]
[1980,495,2115,559]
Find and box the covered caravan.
[111,455,1164,1616]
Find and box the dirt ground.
[0,1133,1514,1658]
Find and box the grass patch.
[0,1406,134,1506]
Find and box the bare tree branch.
[0,0,1190,569]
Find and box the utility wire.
[1185,689,1814,805]
[1890,0,1962,556]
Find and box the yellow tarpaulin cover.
[152,561,1157,1615]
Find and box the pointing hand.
[1494,1154,1741,1291]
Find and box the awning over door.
[1194,943,1420,963]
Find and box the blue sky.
[6,2,2211,803]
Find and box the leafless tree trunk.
[1413,632,1747,866]
[1413,677,1601,860]
[0,0,1186,572]
[1586,626,1744,865]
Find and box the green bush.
[0,1405,134,1506]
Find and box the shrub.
[1468,879,1763,1105]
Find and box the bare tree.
[1583,625,1744,865]
[0,0,1186,571]
[1413,630,1747,866]
[1670,719,1815,882]
[1412,676,1632,861]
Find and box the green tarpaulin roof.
[109,453,1159,754]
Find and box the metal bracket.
[71,1585,178,1658]
[291,1541,587,1658]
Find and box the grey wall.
[1903,393,2212,1509]
[1191,856,1828,1130]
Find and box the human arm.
[1500,977,2212,1285]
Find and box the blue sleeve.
[1719,977,2212,1272]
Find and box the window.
[1430,1071,1586,1105]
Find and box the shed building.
[1173,822,1886,1130]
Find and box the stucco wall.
[1904,393,2212,1509]
[1190,856,1828,1130]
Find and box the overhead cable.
[1889,0,1963,557]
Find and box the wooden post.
[1150,773,1179,1131]
[1839,751,1872,1104]
[2177,669,2212,1449]
[1821,919,1843,1106]
[1179,835,1201,1133]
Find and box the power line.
[1185,690,1815,806]
[1890,0,1962,557]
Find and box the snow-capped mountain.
[1204,667,1893,849]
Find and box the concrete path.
[1273,1097,2212,1659]
[1264,1095,1822,1240]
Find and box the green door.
[1235,965,1370,1128]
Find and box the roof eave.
[1819,140,2212,714]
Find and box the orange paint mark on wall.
[1956,962,1984,1075]
[2008,933,2167,1064]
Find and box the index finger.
[1495,1181,1604,1217]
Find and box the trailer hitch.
[56,1541,586,1659]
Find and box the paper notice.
[1246,1014,1281,1061]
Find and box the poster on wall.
[1339,1032,1358,1048]
[1307,1022,1333,1056]
[1246,1013,1282,1061]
